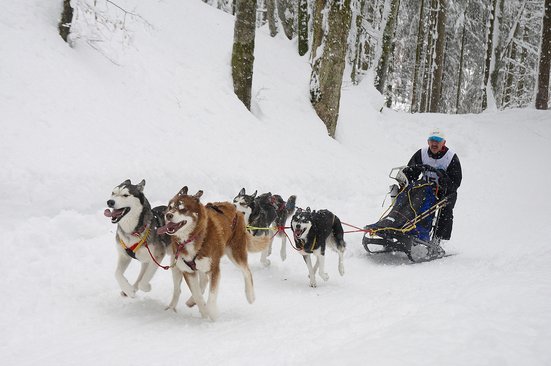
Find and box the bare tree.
[232,0,258,110]
[266,0,278,36]
[58,0,74,43]
[310,0,352,137]
[536,0,551,109]
[411,0,426,112]
[429,0,446,112]
[277,0,296,39]
[481,0,498,110]
[374,0,401,96]
[298,0,308,55]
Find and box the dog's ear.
[251,190,257,198]
[122,179,131,186]
[306,207,311,212]
[296,207,303,213]
[239,188,246,195]
[194,190,203,199]
[137,179,146,192]
[178,186,188,196]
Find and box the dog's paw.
[309,281,317,288]
[320,272,329,281]
[165,305,177,313]
[261,258,271,267]
[120,285,136,298]
[185,296,196,308]
[207,305,219,321]
[138,282,151,292]
[338,264,345,276]
[280,250,286,262]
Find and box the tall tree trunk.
[310,0,352,138]
[429,0,446,113]
[536,0,551,110]
[310,0,325,60]
[420,0,438,113]
[410,0,426,113]
[58,0,74,43]
[266,0,278,36]
[482,0,498,110]
[232,0,257,110]
[456,18,466,114]
[374,0,400,95]
[502,23,519,107]
[298,0,308,55]
[277,0,295,40]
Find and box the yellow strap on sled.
[370,183,439,236]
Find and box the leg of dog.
[226,250,255,304]
[185,272,208,308]
[302,254,317,287]
[338,247,345,276]
[315,252,329,282]
[137,261,160,292]
[205,268,221,321]
[132,261,147,292]
[279,233,287,261]
[260,245,271,267]
[166,267,183,312]
[184,272,209,319]
[115,254,136,297]
[138,247,164,292]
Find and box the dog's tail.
[275,195,297,227]
[246,232,272,253]
[285,195,297,216]
[331,215,346,251]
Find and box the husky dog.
[157,187,270,320]
[291,207,346,287]
[104,179,170,298]
[233,188,296,266]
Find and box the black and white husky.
[104,179,170,297]
[291,207,345,287]
[233,188,296,266]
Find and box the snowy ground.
[1,1,550,365]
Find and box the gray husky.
[291,207,345,287]
[233,188,296,266]
[104,179,170,297]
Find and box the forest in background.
[203,0,550,113]
[58,0,550,137]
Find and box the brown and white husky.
[157,186,270,320]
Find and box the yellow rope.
[370,183,438,236]
[118,227,151,254]
[246,225,277,231]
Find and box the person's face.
[428,138,445,154]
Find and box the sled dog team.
[105,179,346,320]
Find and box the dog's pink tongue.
[157,225,169,235]
[104,209,113,217]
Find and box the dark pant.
[434,192,457,240]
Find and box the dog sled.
[362,165,450,263]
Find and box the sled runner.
[362,165,449,262]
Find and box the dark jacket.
[405,146,462,194]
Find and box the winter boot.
[427,237,446,259]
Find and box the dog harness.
[118,226,151,259]
[295,236,318,253]
[173,235,200,271]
